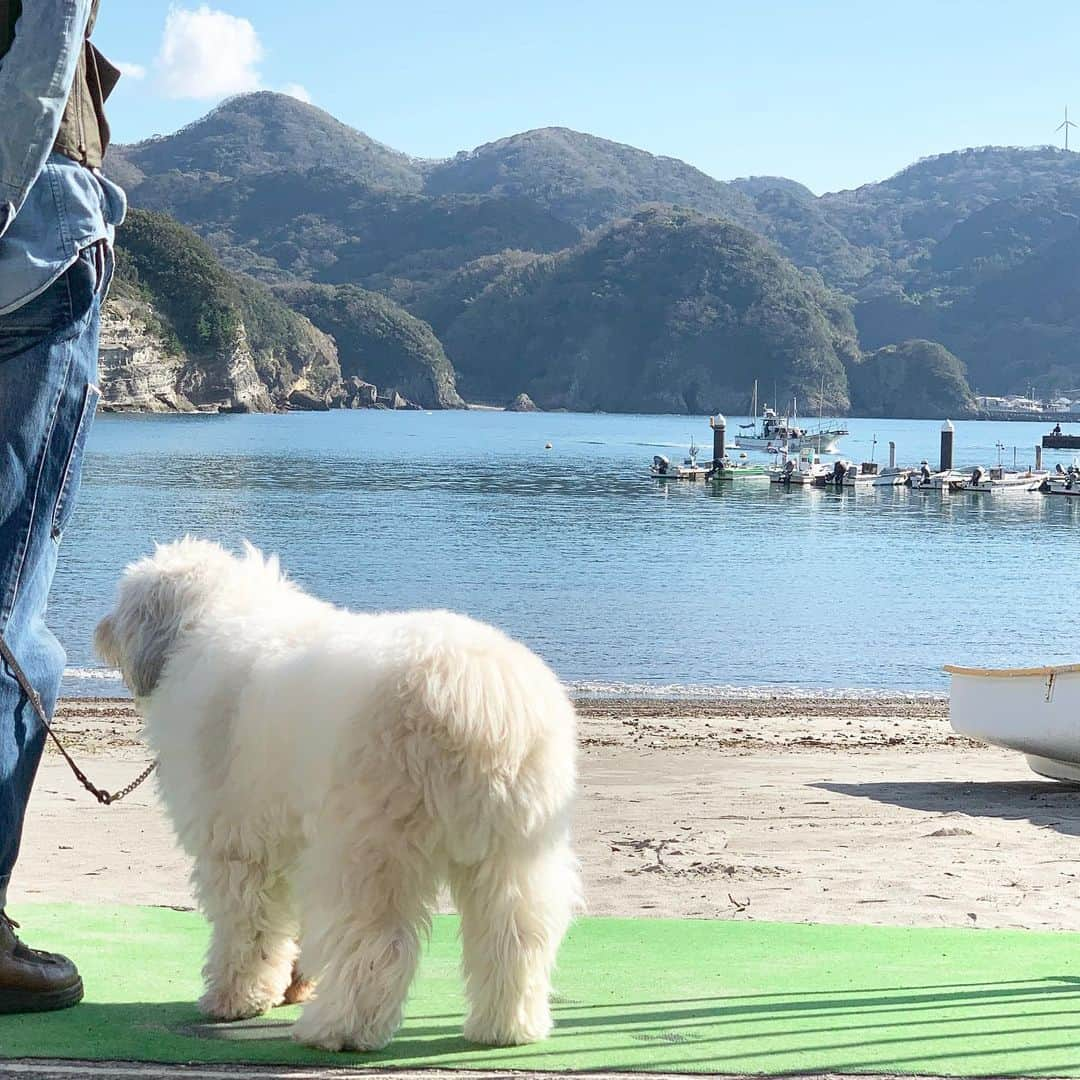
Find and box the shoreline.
[48,692,957,761]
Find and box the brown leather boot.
[0,912,83,1013]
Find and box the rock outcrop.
[178,323,275,413]
[506,392,539,412]
[98,299,195,412]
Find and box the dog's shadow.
[9,981,1080,1072]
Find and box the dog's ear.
[94,614,119,668]
[97,576,186,699]
[123,599,178,698]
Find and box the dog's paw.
[292,1010,393,1052]
[281,970,316,1006]
[464,1012,552,1046]
[199,985,274,1022]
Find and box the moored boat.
[650,440,709,480]
[1039,463,1080,495]
[768,448,831,486]
[872,467,913,487]
[906,462,965,491]
[708,452,770,481]
[959,465,1047,493]
[946,662,1080,782]
[817,460,880,487]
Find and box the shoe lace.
[0,911,51,960]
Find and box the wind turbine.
[1057,106,1078,151]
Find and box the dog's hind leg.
[450,837,578,1046]
[292,833,437,1052]
[194,852,299,1022]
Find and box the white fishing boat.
[872,467,913,487]
[906,463,965,491]
[650,440,709,481]
[946,663,1080,782]
[732,405,848,455]
[816,460,880,487]
[959,465,1046,493]
[868,440,911,486]
[729,381,847,455]
[768,448,831,486]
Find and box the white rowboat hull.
[946,663,1080,781]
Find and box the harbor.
[651,409,1080,500]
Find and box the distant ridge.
[103,92,1080,408]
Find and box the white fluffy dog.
[95,538,580,1052]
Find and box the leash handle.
[0,631,155,805]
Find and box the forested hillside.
[101,92,1080,416]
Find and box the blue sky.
[95,0,1080,194]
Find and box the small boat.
[906,462,965,491]
[817,460,880,488]
[708,452,770,481]
[872,467,913,487]
[1039,463,1080,496]
[947,662,1080,782]
[650,440,709,481]
[959,465,1046,493]
[768,448,831,486]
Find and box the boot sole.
[0,977,83,1014]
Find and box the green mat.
[4,905,1080,1075]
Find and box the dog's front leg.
[194,853,298,1022]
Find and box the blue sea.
[54,410,1080,698]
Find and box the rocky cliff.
[98,298,195,412]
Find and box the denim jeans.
[0,246,107,907]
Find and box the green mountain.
[424,127,759,230]
[109,92,423,194]
[443,207,858,413]
[848,340,975,420]
[124,165,580,290]
[274,283,463,409]
[104,94,1080,411]
[110,208,340,411]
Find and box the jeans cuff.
[0,876,8,910]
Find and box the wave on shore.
[61,667,947,703]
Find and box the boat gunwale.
[944,662,1080,678]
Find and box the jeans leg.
[0,251,102,906]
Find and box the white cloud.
[115,61,147,79]
[280,82,312,104]
[155,5,263,100]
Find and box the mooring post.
[889,441,896,470]
[940,420,954,472]
[710,413,726,466]
[1036,444,1043,471]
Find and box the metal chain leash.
[0,632,156,805]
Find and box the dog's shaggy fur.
[95,539,580,1051]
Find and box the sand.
[11,694,1080,932]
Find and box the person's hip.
[0,244,109,626]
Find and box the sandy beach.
[11,693,1080,933]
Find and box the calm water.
[54,410,1080,697]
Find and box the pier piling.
[1036,444,1043,471]
[889,441,896,470]
[710,414,726,466]
[940,420,954,473]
